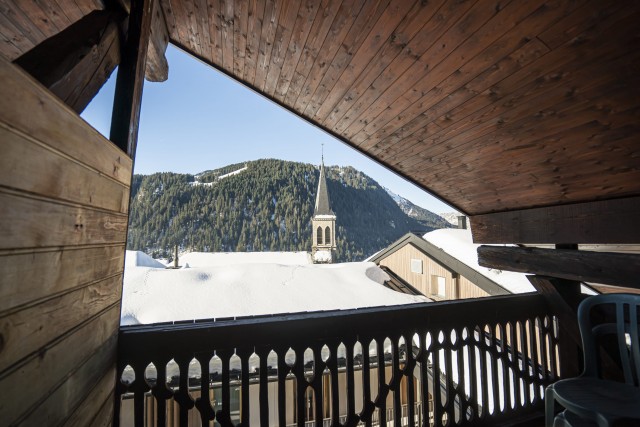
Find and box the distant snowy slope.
[439,212,462,226]
[121,256,429,325]
[384,187,451,230]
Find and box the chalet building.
[311,157,336,263]
[370,220,534,301]
[1,1,638,426]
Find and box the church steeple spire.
[311,149,337,263]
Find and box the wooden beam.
[109,0,154,156]
[13,10,122,113]
[470,197,640,244]
[144,0,168,82]
[478,246,640,288]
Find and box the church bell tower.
[311,154,336,263]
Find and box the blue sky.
[82,45,454,214]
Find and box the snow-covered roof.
[178,251,311,267]
[121,251,429,325]
[422,228,535,294]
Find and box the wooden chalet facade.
[0,0,639,426]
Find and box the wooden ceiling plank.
[283,0,344,105]
[537,0,629,50]
[0,3,47,45]
[159,0,177,40]
[193,0,213,67]
[357,0,598,150]
[262,0,301,96]
[205,0,223,68]
[242,0,265,85]
[182,0,204,58]
[393,42,639,170]
[253,0,282,91]
[381,9,637,164]
[0,15,33,59]
[355,0,581,151]
[73,0,105,15]
[53,0,84,23]
[357,37,547,153]
[469,197,640,244]
[232,0,248,77]
[33,0,72,32]
[14,1,63,38]
[286,0,367,109]
[303,0,416,120]
[320,0,447,131]
[333,0,529,136]
[272,0,321,101]
[168,0,195,55]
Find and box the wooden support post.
[13,10,123,113]
[109,0,155,157]
[528,275,582,379]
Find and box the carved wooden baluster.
[488,325,500,416]
[214,349,234,427]
[151,357,173,427]
[375,337,387,427]
[256,347,270,427]
[359,337,373,426]
[475,326,488,421]
[389,336,402,426]
[540,317,552,383]
[546,316,558,382]
[344,338,359,427]
[527,318,541,402]
[443,331,455,423]
[311,344,325,427]
[114,365,129,427]
[432,332,444,426]
[291,345,306,427]
[326,341,340,427]
[194,352,215,426]
[236,348,252,427]
[496,324,510,415]
[453,328,466,421]
[173,354,195,426]
[466,328,478,421]
[509,322,521,411]
[130,362,150,427]
[276,346,289,427]
[517,320,531,407]
[418,332,430,426]
[403,333,416,427]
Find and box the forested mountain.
[127,159,449,262]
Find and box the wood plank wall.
[0,58,131,425]
[378,243,490,300]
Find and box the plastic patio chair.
[545,293,640,427]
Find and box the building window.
[316,226,323,245]
[410,258,423,274]
[325,226,331,244]
[431,275,446,298]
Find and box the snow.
[439,211,462,226]
[121,253,430,325]
[218,165,247,180]
[125,251,166,269]
[314,214,336,219]
[422,228,535,294]
[313,250,332,263]
[178,251,312,267]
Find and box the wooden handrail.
[116,293,558,427]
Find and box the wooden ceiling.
[2,0,639,216]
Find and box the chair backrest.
[578,293,640,386]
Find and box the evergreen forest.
[127,159,451,262]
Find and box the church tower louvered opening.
[311,156,336,263]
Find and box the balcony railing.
[115,293,560,426]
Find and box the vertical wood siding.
[0,58,131,425]
[378,243,489,300]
